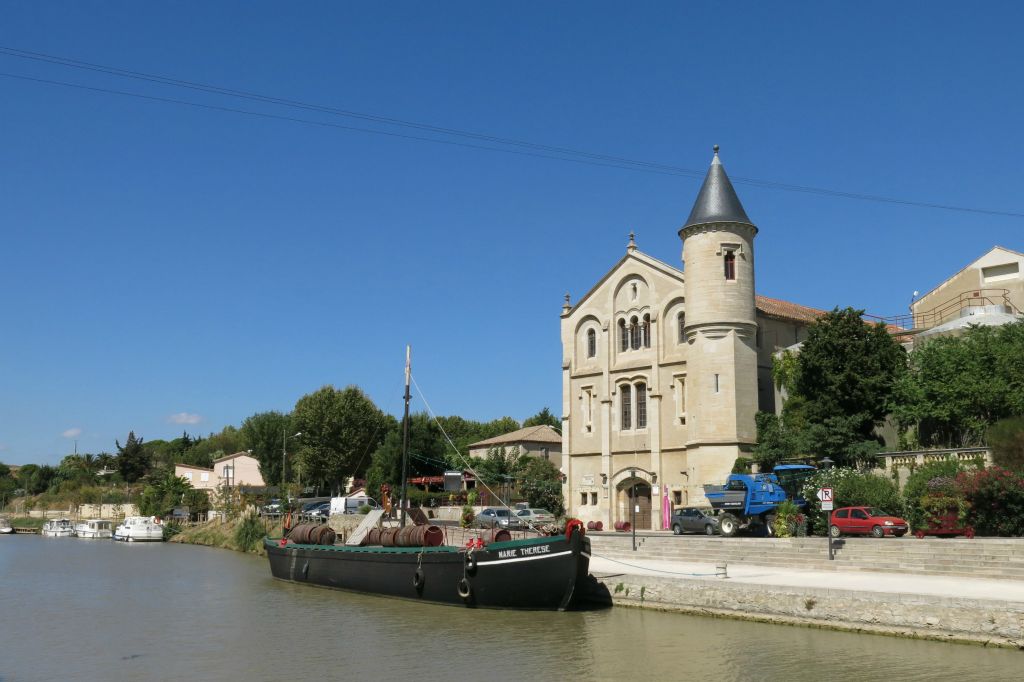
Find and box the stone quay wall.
[594,572,1024,647]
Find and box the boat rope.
[589,552,724,577]
[410,372,546,534]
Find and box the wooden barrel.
[366,528,382,546]
[381,527,399,547]
[614,521,630,532]
[484,528,511,544]
[421,525,444,547]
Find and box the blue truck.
[703,464,816,537]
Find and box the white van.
[329,495,380,515]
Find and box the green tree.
[367,413,442,490]
[187,426,246,467]
[240,411,293,487]
[292,385,390,494]
[988,416,1024,472]
[116,431,151,483]
[138,471,192,517]
[789,308,906,465]
[522,407,560,429]
[516,456,565,516]
[894,322,1024,448]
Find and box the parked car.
[306,501,332,519]
[473,507,523,529]
[516,508,556,526]
[259,498,282,516]
[670,507,719,536]
[830,507,909,538]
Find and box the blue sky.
[2,3,1023,464]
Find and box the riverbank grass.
[169,516,282,556]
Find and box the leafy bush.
[901,460,968,528]
[731,457,753,474]
[956,466,1024,536]
[800,468,902,535]
[234,513,265,552]
[772,499,806,537]
[358,504,371,514]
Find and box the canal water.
[0,536,1019,681]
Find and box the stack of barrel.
[287,522,337,545]
[586,520,604,531]
[613,521,631,532]
[363,524,444,547]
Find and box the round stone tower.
[679,146,759,492]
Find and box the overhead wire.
[1,45,1022,219]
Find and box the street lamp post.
[820,457,835,560]
[630,468,637,552]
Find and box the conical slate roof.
[682,146,753,229]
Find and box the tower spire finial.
[627,230,637,253]
[713,144,719,155]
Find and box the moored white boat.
[75,519,113,539]
[113,516,164,542]
[0,516,13,534]
[41,518,76,537]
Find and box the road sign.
[817,487,834,511]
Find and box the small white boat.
[41,518,76,537]
[75,519,113,539]
[113,516,164,542]
[0,516,13,534]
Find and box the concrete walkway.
[588,553,1024,603]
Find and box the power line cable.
[1,45,1022,219]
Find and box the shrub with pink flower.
[955,467,1024,537]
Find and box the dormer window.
[724,251,736,280]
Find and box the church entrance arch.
[616,477,652,530]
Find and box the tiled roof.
[212,451,256,464]
[756,295,826,323]
[469,425,562,449]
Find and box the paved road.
[588,553,1024,602]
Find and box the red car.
[829,507,909,538]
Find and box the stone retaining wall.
[592,573,1024,648]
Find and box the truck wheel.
[704,524,715,536]
[672,524,682,535]
[763,514,777,537]
[871,525,885,538]
[719,514,739,537]
[829,525,841,538]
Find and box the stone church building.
[559,147,822,531]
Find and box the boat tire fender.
[457,577,471,599]
[413,568,425,590]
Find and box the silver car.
[473,507,523,529]
[515,508,556,526]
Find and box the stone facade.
[560,150,820,530]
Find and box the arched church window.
[618,319,628,352]
[642,314,651,348]
[724,251,736,281]
[620,384,632,430]
[629,316,640,350]
[587,329,596,358]
[636,383,647,429]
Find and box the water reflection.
[0,536,1018,682]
